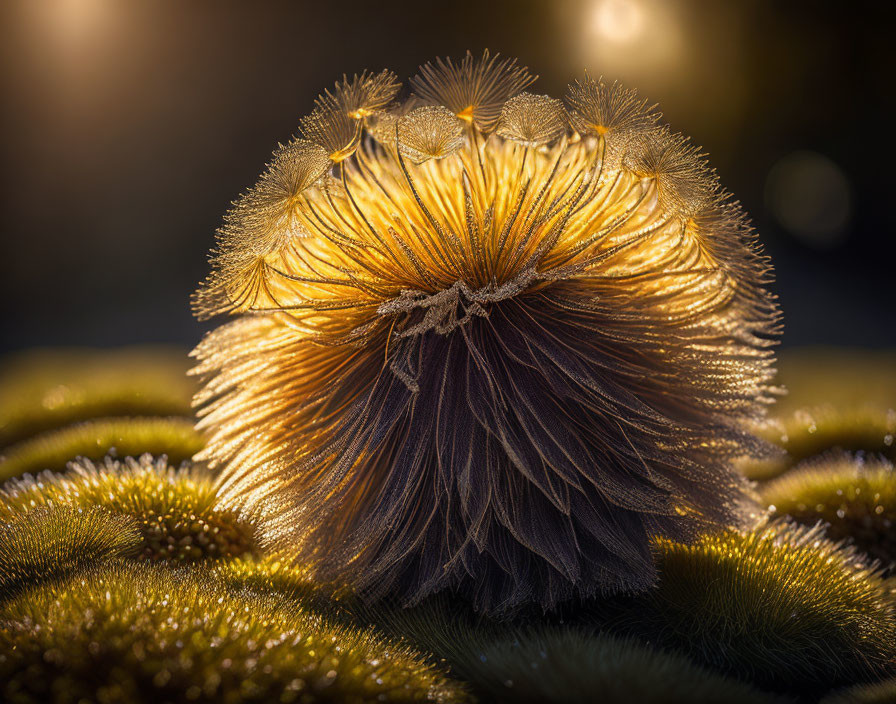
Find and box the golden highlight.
[192,50,780,613]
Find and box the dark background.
[1,0,893,354]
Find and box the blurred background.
[1,0,893,354]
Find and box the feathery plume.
[321,68,402,120]
[193,53,780,614]
[398,106,466,163]
[300,69,400,163]
[624,127,716,214]
[566,75,658,139]
[411,50,535,131]
[495,92,568,147]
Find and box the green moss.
[212,557,348,619]
[761,453,896,569]
[355,593,500,670]
[0,416,204,482]
[0,454,257,563]
[0,560,469,704]
[742,348,896,480]
[0,505,139,600]
[359,599,785,703]
[0,346,195,447]
[746,406,896,481]
[454,629,788,704]
[620,522,896,692]
[822,678,896,703]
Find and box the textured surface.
[0,347,195,447]
[0,505,139,600]
[0,561,468,704]
[742,348,896,480]
[0,455,257,563]
[762,453,896,570]
[0,416,202,481]
[629,522,896,690]
[452,629,787,704]
[192,52,780,613]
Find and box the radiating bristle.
[301,98,360,162]
[410,50,536,131]
[566,75,658,140]
[625,127,716,214]
[192,54,780,614]
[322,68,402,119]
[194,139,331,318]
[495,92,567,147]
[301,68,402,162]
[397,106,466,164]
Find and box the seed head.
[193,52,780,613]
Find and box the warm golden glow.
[199,105,728,340]
[192,53,779,613]
[590,0,645,43]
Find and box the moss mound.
[0,347,195,447]
[212,556,347,619]
[761,453,896,570]
[624,522,896,691]
[358,597,786,703]
[822,678,896,704]
[0,454,256,562]
[0,560,468,704]
[0,416,203,482]
[744,348,896,480]
[456,629,788,704]
[0,505,139,600]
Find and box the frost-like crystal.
[192,53,780,614]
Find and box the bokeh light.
[0,0,892,351]
[765,151,852,249]
[589,0,645,43]
[572,0,685,78]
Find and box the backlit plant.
[192,51,780,613]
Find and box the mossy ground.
[0,560,468,704]
[452,629,788,704]
[0,416,203,481]
[616,523,896,693]
[0,347,196,447]
[2,346,896,701]
[761,453,896,570]
[0,505,139,601]
[743,348,896,480]
[0,454,257,563]
[822,678,896,704]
